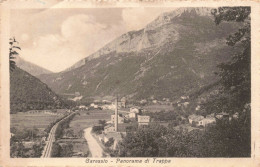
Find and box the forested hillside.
[10,67,66,113]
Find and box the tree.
[105,138,114,147]
[211,7,251,113]
[200,7,251,157]
[9,37,21,72]
[118,124,167,157]
[51,142,62,157]
[60,143,73,157]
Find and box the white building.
[104,124,115,133]
[79,105,87,109]
[195,105,201,111]
[189,114,216,127]
[138,115,150,126]
[188,114,204,125]
[198,117,216,127]
[111,115,124,124]
[129,112,137,119]
[90,103,98,109]
[130,107,140,114]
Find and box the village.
[75,96,240,152]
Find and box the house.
[215,112,229,120]
[183,102,189,108]
[163,98,170,102]
[140,99,147,104]
[94,99,101,103]
[104,124,115,133]
[129,112,137,119]
[111,115,124,124]
[181,96,189,100]
[232,112,239,119]
[105,132,123,150]
[102,100,111,104]
[90,103,98,109]
[195,105,201,111]
[41,136,47,142]
[99,132,123,150]
[121,97,126,108]
[130,107,141,114]
[188,114,204,125]
[79,105,87,110]
[198,115,216,127]
[138,115,150,126]
[102,104,115,110]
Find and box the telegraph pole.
[115,95,118,132]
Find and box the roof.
[138,115,150,118]
[104,124,113,129]
[105,132,122,141]
[121,97,126,101]
[188,114,204,121]
[206,114,215,119]
[130,106,141,109]
[203,117,215,121]
[99,134,105,139]
[216,112,229,116]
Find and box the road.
[41,113,74,158]
[84,127,104,157]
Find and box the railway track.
[41,113,74,158]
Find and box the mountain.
[15,56,52,76]
[10,67,66,113]
[38,8,242,102]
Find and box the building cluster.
[188,112,239,127]
[98,99,151,150]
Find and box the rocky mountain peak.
[145,7,212,31]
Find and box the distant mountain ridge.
[38,7,241,102]
[15,56,52,76]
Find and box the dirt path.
[84,127,104,157]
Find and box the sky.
[11,7,175,72]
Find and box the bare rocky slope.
[15,56,52,76]
[38,8,241,102]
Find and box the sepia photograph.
[1,0,260,166]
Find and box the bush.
[51,142,62,157]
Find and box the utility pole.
[115,95,118,132]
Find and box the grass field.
[54,109,114,157]
[143,104,175,112]
[11,112,64,131]
[57,138,90,157]
[70,109,114,135]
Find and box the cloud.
[20,14,125,72]
[21,33,29,42]
[16,8,175,72]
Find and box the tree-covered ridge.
[10,67,68,113]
